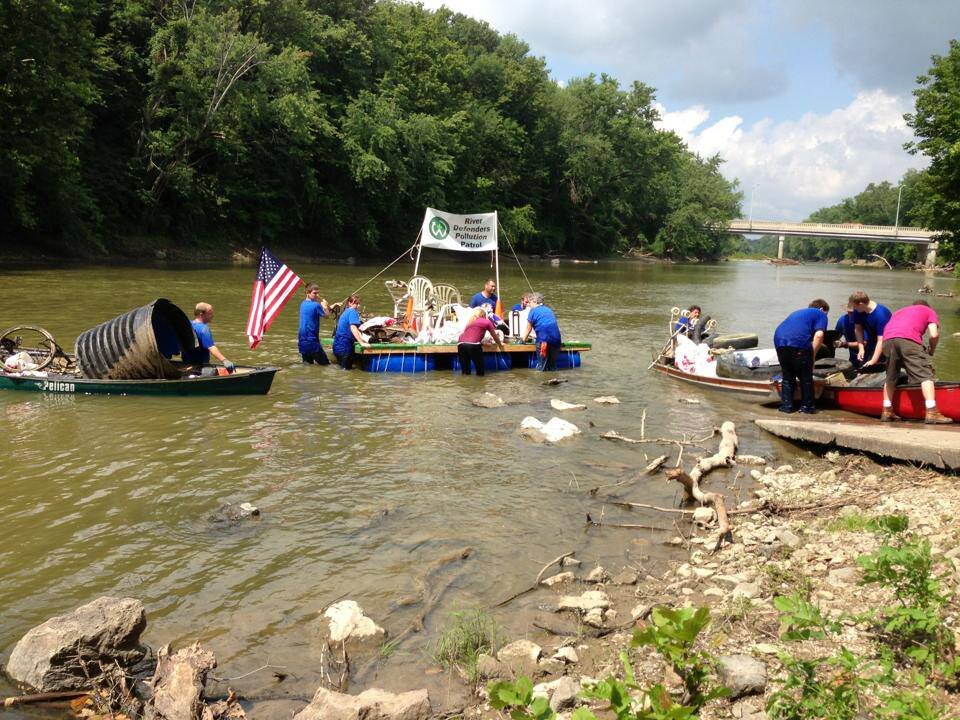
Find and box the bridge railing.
[719,219,940,242]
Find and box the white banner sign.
[419,207,498,252]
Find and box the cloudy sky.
[418,0,960,221]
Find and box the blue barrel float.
[526,350,582,370]
[363,352,436,373]
[451,352,512,373]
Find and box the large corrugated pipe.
[76,299,196,380]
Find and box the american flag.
[246,247,302,348]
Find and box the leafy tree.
[906,39,960,259]
[0,0,107,244]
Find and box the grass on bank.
[433,608,503,683]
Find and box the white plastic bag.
[3,351,39,372]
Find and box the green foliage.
[767,647,871,720]
[856,517,958,681]
[768,517,958,720]
[487,605,724,720]
[488,677,555,720]
[765,565,813,600]
[877,688,945,720]
[823,514,875,533]
[905,39,960,256]
[433,608,503,683]
[773,594,841,641]
[631,606,728,708]
[1,0,740,256]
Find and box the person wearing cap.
[182,302,234,371]
[520,292,562,371]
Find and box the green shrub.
[434,608,503,682]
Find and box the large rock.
[293,687,430,720]
[718,655,767,699]
[144,642,217,720]
[496,639,542,678]
[6,597,148,692]
[472,392,505,408]
[519,417,580,443]
[320,600,385,653]
[557,590,610,613]
[533,676,581,711]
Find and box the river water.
[1,259,956,714]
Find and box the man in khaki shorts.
[880,300,952,423]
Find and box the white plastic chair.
[430,283,461,310]
[407,276,434,313]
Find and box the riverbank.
[450,449,960,720]
[4,439,960,718]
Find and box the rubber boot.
[924,407,954,424]
[880,408,901,422]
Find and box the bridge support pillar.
[777,235,785,260]
[923,241,938,268]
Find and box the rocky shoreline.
[4,446,960,719]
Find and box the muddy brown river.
[1,258,957,715]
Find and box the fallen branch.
[645,455,668,474]
[689,421,738,483]
[667,467,731,550]
[585,515,671,532]
[493,551,576,609]
[602,429,717,447]
[870,253,893,270]
[605,500,757,517]
[2,691,91,707]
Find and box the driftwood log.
[667,421,738,548]
[688,421,738,483]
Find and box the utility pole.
[894,185,903,236]
[748,183,759,229]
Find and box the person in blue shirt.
[182,302,234,371]
[834,303,865,367]
[469,279,498,309]
[773,299,829,414]
[849,290,892,369]
[332,294,370,369]
[520,292,562,371]
[298,283,331,365]
[674,305,701,335]
[511,293,530,312]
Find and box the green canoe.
[0,365,278,396]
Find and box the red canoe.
[825,382,960,421]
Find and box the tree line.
[0,0,741,259]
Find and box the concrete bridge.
[723,219,941,265]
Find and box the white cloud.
[657,90,928,220]
[419,0,787,103]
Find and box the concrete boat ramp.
[755,417,960,470]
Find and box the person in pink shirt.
[880,300,952,423]
[457,308,505,376]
